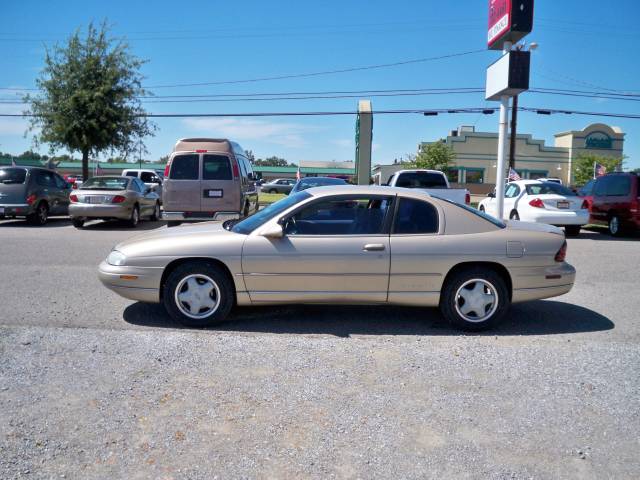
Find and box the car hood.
[113,221,242,258]
[506,220,564,235]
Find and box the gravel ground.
[0,218,639,479]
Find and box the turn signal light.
[555,241,567,262]
[232,162,240,179]
[529,198,545,208]
[112,195,126,204]
[69,194,78,203]
[26,194,36,205]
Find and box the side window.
[505,184,519,198]
[137,178,148,192]
[236,156,247,179]
[579,179,595,196]
[124,171,137,177]
[170,154,199,180]
[130,179,141,192]
[284,196,392,235]
[203,154,232,180]
[54,174,67,189]
[36,171,55,187]
[606,176,631,196]
[393,198,439,234]
[140,172,155,183]
[594,177,608,196]
[242,157,254,178]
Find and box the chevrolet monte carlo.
[99,185,575,331]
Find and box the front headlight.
[107,250,127,266]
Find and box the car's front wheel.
[440,267,510,331]
[163,262,234,328]
[27,202,48,226]
[128,205,140,228]
[479,205,485,212]
[509,210,520,221]
[565,225,581,237]
[268,189,278,194]
[150,202,161,221]
[608,215,623,237]
[72,218,85,229]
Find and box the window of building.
[447,168,460,184]
[465,169,484,184]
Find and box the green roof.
[253,166,355,175]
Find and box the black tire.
[509,210,520,221]
[439,267,510,331]
[128,205,140,228]
[608,215,623,237]
[72,218,85,229]
[150,202,161,221]
[163,262,234,328]
[479,205,485,212]
[564,225,581,237]
[27,201,48,226]
[268,189,277,194]
[167,221,182,228]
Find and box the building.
[372,123,625,193]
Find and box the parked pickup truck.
[386,169,471,205]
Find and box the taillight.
[164,159,172,177]
[581,200,589,209]
[529,198,545,208]
[72,183,78,189]
[70,194,78,203]
[112,195,126,204]
[555,241,567,262]
[465,192,471,205]
[232,161,240,179]
[26,194,36,205]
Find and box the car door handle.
[363,243,385,251]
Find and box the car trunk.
[74,189,127,204]
[535,194,582,212]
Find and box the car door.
[201,153,238,214]
[163,153,201,213]
[133,178,155,215]
[241,194,393,303]
[590,176,609,224]
[502,183,519,218]
[52,173,71,214]
[388,197,443,305]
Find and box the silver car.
[99,185,575,331]
[260,178,296,194]
[70,176,161,228]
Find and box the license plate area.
[557,201,570,209]
[204,189,223,198]
[88,196,106,204]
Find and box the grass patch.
[259,192,287,205]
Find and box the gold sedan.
[98,185,575,330]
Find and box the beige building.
[373,123,625,193]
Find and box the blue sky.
[1,0,639,169]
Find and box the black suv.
[0,166,72,225]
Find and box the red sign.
[488,0,511,47]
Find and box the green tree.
[24,21,155,180]
[571,153,624,186]
[413,141,455,172]
[253,156,291,167]
[245,149,256,163]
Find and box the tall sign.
[355,100,372,186]
[488,0,534,50]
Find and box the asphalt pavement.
[0,217,639,479]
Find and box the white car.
[478,180,589,237]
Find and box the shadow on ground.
[123,300,614,337]
[79,220,165,231]
[0,217,72,228]
[579,226,639,241]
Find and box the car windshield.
[230,191,312,234]
[436,196,506,229]
[526,182,576,196]
[294,177,347,192]
[394,171,447,188]
[0,168,27,184]
[81,177,129,190]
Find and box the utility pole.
[508,94,518,169]
[494,41,512,220]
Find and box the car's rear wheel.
[27,202,48,226]
[509,210,520,221]
[440,267,510,331]
[72,218,85,229]
[268,189,277,194]
[608,215,623,237]
[128,205,140,228]
[564,225,581,237]
[163,262,234,328]
[150,202,161,221]
[479,205,485,213]
[167,221,182,228]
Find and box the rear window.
[606,176,631,196]
[170,154,199,180]
[393,198,439,234]
[395,172,447,189]
[81,177,129,190]
[124,171,137,177]
[203,154,232,180]
[525,182,576,196]
[0,168,27,184]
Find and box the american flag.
[95,162,104,176]
[296,165,301,181]
[508,167,521,181]
[11,157,16,167]
[595,163,606,177]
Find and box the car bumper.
[511,261,576,303]
[70,203,133,220]
[98,260,163,303]
[162,211,240,222]
[0,203,32,217]
[523,209,589,226]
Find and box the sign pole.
[495,41,512,220]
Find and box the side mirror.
[488,192,496,198]
[260,223,284,239]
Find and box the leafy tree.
[24,21,155,180]
[245,149,256,163]
[413,141,455,172]
[571,153,624,186]
[253,156,291,167]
